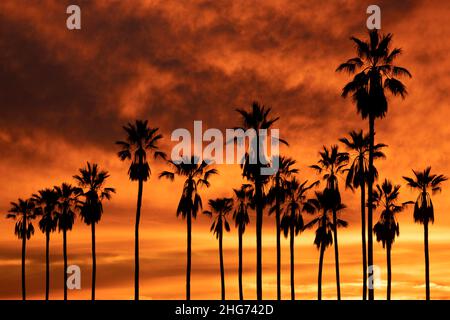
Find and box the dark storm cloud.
[1,0,422,157]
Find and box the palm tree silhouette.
[159,156,217,300]
[339,130,386,299]
[267,156,297,300]
[236,101,284,299]
[372,179,409,300]
[55,183,81,301]
[311,145,348,299]
[33,188,59,300]
[403,167,447,300]
[337,29,411,299]
[232,184,253,300]
[204,197,234,300]
[74,162,116,300]
[304,192,347,300]
[280,177,319,300]
[6,198,37,300]
[116,120,165,300]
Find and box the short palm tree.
[372,179,409,300]
[403,167,447,300]
[204,197,234,300]
[55,183,81,301]
[304,192,347,300]
[267,156,297,300]
[74,162,116,300]
[280,178,319,300]
[33,188,59,300]
[311,145,348,299]
[159,156,217,300]
[6,198,37,300]
[339,130,386,299]
[232,184,253,300]
[236,101,284,300]
[337,29,411,300]
[116,120,165,300]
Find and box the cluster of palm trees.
[114,30,446,301]
[5,30,447,301]
[6,163,115,300]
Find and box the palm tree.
[236,101,285,299]
[311,145,348,299]
[304,192,347,300]
[33,188,59,300]
[372,179,409,300]
[6,198,37,300]
[204,197,234,300]
[337,29,411,299]
[74,162,116,300]
[280,178,319,300]
[232,184,253,300]
[267,156,297,300]
[55,183,81,301]
[116,120,165,300]
[403,167,447,300]
[339,130,386,299]
[159,156,217,300]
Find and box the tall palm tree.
[6,198,37,300]
[267,156,297,300]
[311,145,348,299]
[236,101,284,299]
[372,179,409,300]
[403,167,447,300]
[159,156,217,300]
[116,120,165,300]
[337,29,411,299]
[339,130,386,299]
[33,188,59,300]
[280,178,319,300]
[55,183,81,301]
[204,197,234,300]
[232,184,253,300]
[304,192,347,300]
[74,162,116,300]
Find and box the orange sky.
[1,0,450,300]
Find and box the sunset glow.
[1,0,450,300]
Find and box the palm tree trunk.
[186,210,192,300]
[367,114,375,300]
[318,244,325,300]
[360,177,367,300]
[219,230,225,300]
[387,243,392,300]
[255,135,263,300]
[332,208,341,300]
[290,223,295,300]
[91,223,96,301]
[22,214,26,301]
[135,178,143,301]
[276,191,281,300]
[238,225,243,300]
[63,228,68,301]
[255,180,263,300]
[45,231,50,301]
[424,222,430,300]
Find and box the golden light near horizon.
[1,0,450,302]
